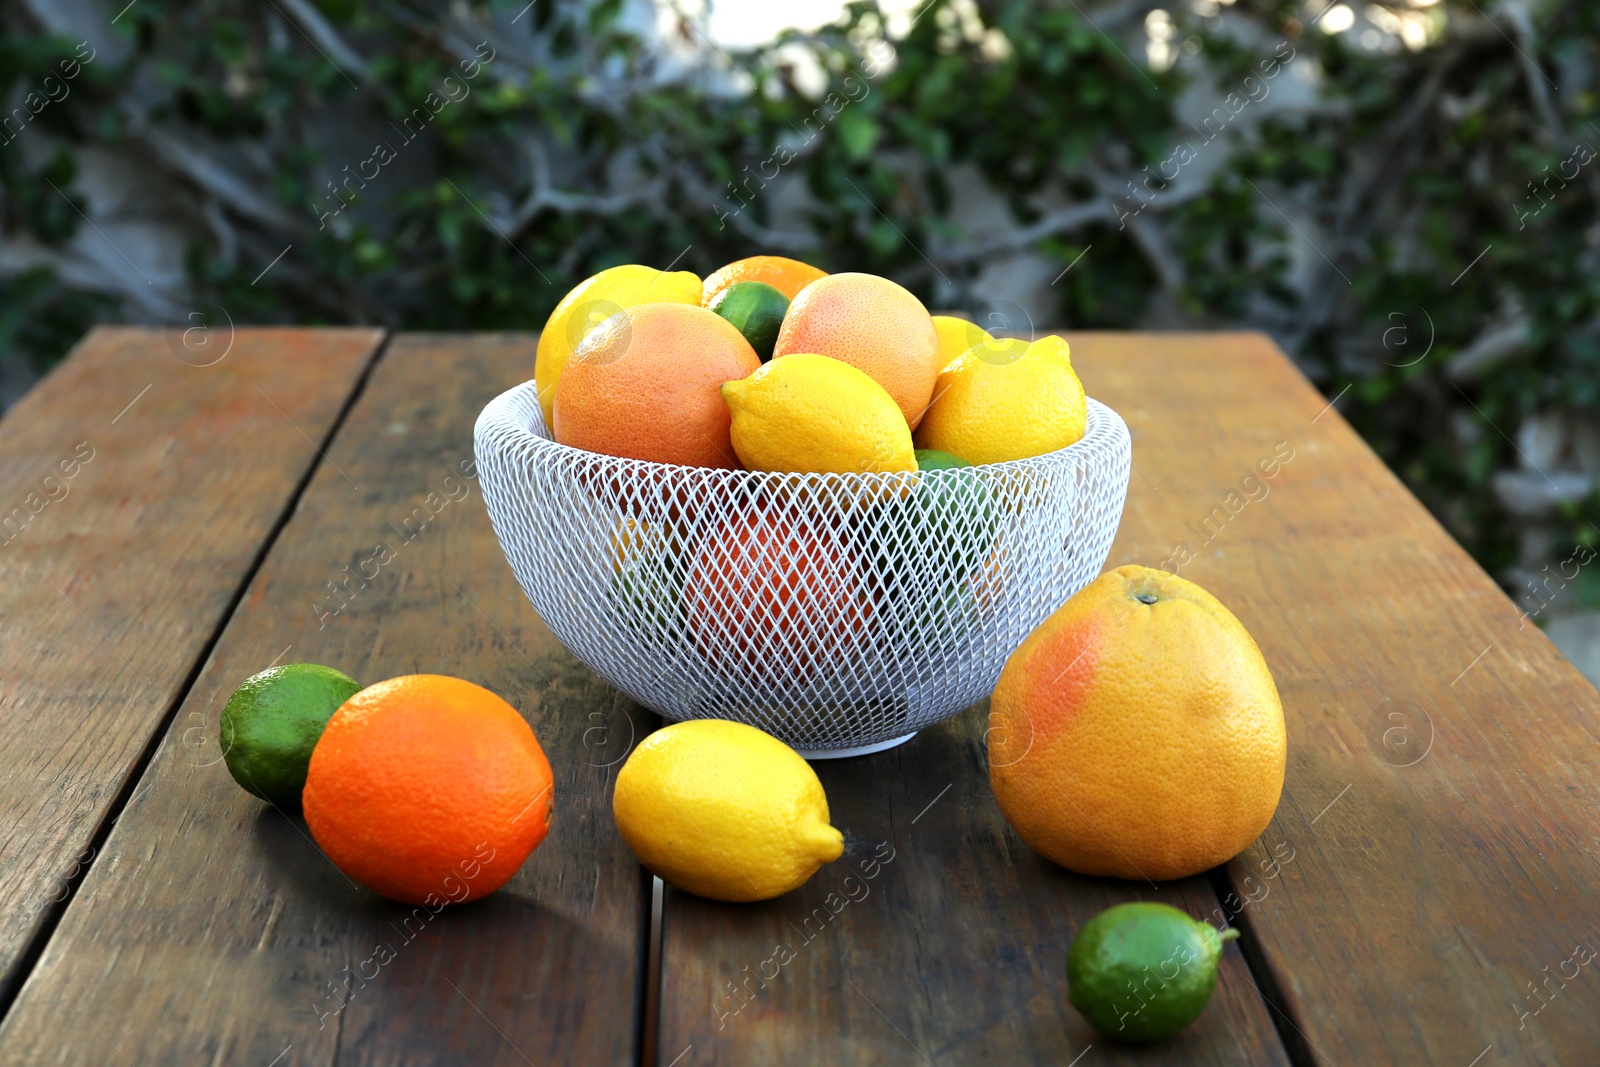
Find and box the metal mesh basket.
[474,379,1130,756]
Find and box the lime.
[220,663,362,806]
[915,448,970,471]
[608,520,686,641]
[870,455,996,640]
[1066,902,1238,1042]
[709,280,789,361]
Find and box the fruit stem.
[1219,926,1241,943]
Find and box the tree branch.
[272,0,373,85]
[1447,314,1531,380]
[507,139,667,231]
[138,125,307,233]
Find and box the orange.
[303,675,554,905]
[684,509,874,686]
[553,303,761,468]
[772,273,941,429]
[702,255,827,306]
[989,566,1286,881]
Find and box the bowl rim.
[475,378,1128,482]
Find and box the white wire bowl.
[474,378,1131,756]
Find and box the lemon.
[721,353,916,475]
[612,719,844,902]
[931,314,994,372]
[914,334,1086,465]
[534,264,702,428]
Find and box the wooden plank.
[1073,332,1600,1065]
[0,334,649,1066]
[658,330,1600,1064]
[657,719,1293,1065]
[0,326,382,1005]
[654,337,1293,1064]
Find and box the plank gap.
[1207,866,1320,1067]
[639,872,666,1067]
[0,330,392,1029]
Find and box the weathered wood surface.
[657,710,1294,1065]
[1080,332,1600,1065]
[9,328,1600,1066]
[0,326,382,1006]
[653,333,1308,1066]
[658,330,1600,1065]
[0,335,651,1066]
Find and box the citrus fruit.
[535,265,702,429]
[988,565,1287,880]
[609,519,685,641]
[709,280,789,360]
[684,508,874,686]
[915,334,1087,465]
[303,675,554,905]
[915,448,970,470]
[219,663,361,807]
[1067,903,1239,1042]
[873,451,995,638]
[612,719,844,902]
[553,303,761,468]
[932,314,994,371]
[721,353,916,475]
[702,255,827,305]
[772,273,942,429]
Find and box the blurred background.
[2,0,1597,674]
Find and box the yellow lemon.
[932,314,994,372]
[721,353,917,475]
[723,351,915,473]
[914,334,1086,465]
[613,719,844,902]
[534,264,702,428]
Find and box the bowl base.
[798,732,917,761]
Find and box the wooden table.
[2,327,1597,1066]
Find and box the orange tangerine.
[702,255,827,306]
[303,675,554,905]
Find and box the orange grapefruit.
[553,303,761,468]
[988,566,1286,880]
[702,255,827,306]
[684,509,874,685]
[772,273,941,429]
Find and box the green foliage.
[0,265,115,373]
[0,0,1596,585]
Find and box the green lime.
[608,521,686,640]
[709,281,789,361]
[871,457,997,639]
[914,448,970,470]
[1066,902,1238,1042]
[219,663,362,807]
